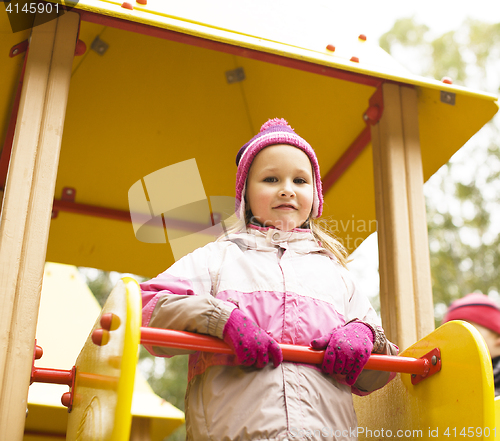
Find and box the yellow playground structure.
[0,1,498,439]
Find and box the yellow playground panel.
[0,0,499,439]
[65,278,141,441]
[355,321,498,440]
[27,265,184,441]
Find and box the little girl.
[141,119,398,441]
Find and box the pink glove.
[310,322,374,385]
[223,309,283,368]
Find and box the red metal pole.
[30,367,74,387]
[141,327,430,375]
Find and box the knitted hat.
[442,293,500,335]
[235,118,323,219]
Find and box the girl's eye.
[294,178,307,184]
[263,177,278,183]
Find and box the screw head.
[13,48,19,55]
[431,355,438,365]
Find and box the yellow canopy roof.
[26,263,184,440]
[0,1,497,277]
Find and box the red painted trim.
[52,199,214,232]
[76,9,383,88]
[0,48,28,189]
[23,431,66,439]
[322,84,388,192]
[322,125,371,192]
[52,199,131,222]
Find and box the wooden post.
[371,83,434,350]
[130,417,152,441]
[0,11,79,439]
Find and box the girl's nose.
[280,181,295,197]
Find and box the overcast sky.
[332,0,500,41]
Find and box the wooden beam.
[130,417,152,441]
[0,11,79,439]
[371,82,434,350]
[401,86,434,339]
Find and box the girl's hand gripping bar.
[140,327,441,384]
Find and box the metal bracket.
[52,187,76,219]
[411,348,441,385]
[10,40,28,58]
[225,67,245,84]
[440,91,456,105]
[91,36,109,55]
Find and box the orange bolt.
[441,77,453,84]
[326,44,336,52]
[136,0,147,4]
[358,34,367,41]
[350,56,360,63]
[121,1,133,9]
[61,392,72,408]
[92,329,110,346]
[100,313,121,331]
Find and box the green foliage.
[379,17,429,52]
[138,347,188,441]
[431,31,466,83]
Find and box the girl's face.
[246,144,314,231]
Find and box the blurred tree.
[380,18,500,325]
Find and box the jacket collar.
[225,223,326,255]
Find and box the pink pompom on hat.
[235,118,323,220]
[442,293,500,335]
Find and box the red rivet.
[121,1,133,9]
[358,34,367,41]
[74,39,86,56]
[35,345,43,360]
[136,0,147,4]
[441,77,453,84]
[350,56,360,63]
[61,392,72,408]
[92,329,109,346]
[326,44,336,52]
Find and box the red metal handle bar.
[141,327,430,376]
[31,367,74,386]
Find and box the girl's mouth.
[274,204,297,210]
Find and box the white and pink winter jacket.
[141,225,398,441]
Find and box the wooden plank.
[0,13,57,403]
[130,417,152,441]
[371,82,417,350]
[0,11,79,440]
[371,122,397,342]
[401,86,434,339]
